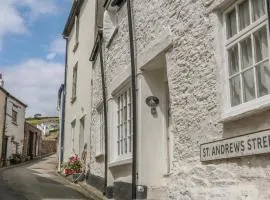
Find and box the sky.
[0,0,72,117]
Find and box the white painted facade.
[5,96,26,159]
[62,0,96,162]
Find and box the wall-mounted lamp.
[145,96,159,115]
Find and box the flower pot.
[64,168,73,175]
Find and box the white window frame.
[96,105,105,157]
[71,120,76,152]
[79,116,85,155]
[221,0,270,121]
[71,63,78,103]
[73,14,80,52]
[111,84,132,163]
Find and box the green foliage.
[61,154,82,171]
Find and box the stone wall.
[90,0,270,199]
[89,54,105,178]
[40,140,57,156]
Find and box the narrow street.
[0,155,89,200]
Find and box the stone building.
[23,122,42,159]
[61,0,270,199]
[0,86,27,163]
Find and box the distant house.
[37,122,59,136]
[0,86,27,165]
[23,122,42,159]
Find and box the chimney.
[0,73,4,87]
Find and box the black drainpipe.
[60,37,69,164]
[126,0,137,199]
[1,94,8,161]
[98,30,109,195]
[267,0,270,32]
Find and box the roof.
[25,122,42,133]
[26,116,59,121]
[0,87,27,108]
[62,0,85,37]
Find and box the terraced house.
[61,0,270,199]
[0,75,27,165]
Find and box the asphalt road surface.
[0,154,89,200]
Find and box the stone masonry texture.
[88,0,270,199]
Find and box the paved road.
[0,155,89,200]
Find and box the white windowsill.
[109,157,132,168]
[221,95,270,123]
[95,153,104,159]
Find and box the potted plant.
[62,154,82,175]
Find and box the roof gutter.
[63,0,85,37]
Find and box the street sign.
[201,130,270,161]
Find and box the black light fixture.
[145,96,159,115]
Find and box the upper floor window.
[12,109,17,124]
[224,0,269,107]
[116,86,132,157]
[71,63,78,103]
[75,15,79,44]
[73,14,80,52]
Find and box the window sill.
[109,157,132,168]
[12,122,18,126]
[220,95,270,123]
[70,96,77,104]
[73,42,79,53]
[95,153,104,159]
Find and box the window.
[79,117,85,155]
[12,109,17,124]
[73,14,79,52]
[96,106,104,157]
[71,120,76,151]
[116,87,132,157]
[224,0,269,107]
[71,63,78,103]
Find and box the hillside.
[26,116,59,140]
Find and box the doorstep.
[56,172,108,200]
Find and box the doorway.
[2,136,8,162]
[28,131,34,159]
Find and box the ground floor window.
[116,87,132,157]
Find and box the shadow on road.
[0,155,89,200]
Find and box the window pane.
[242,69,256,102]
[254,26,268,63]
[230,75,242,106]
[239,0,250,30]
[227,8,237,38]
[256,61,270,97]
[252,0,266,22]
[241,37,253,69]
[228,45,239,75]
